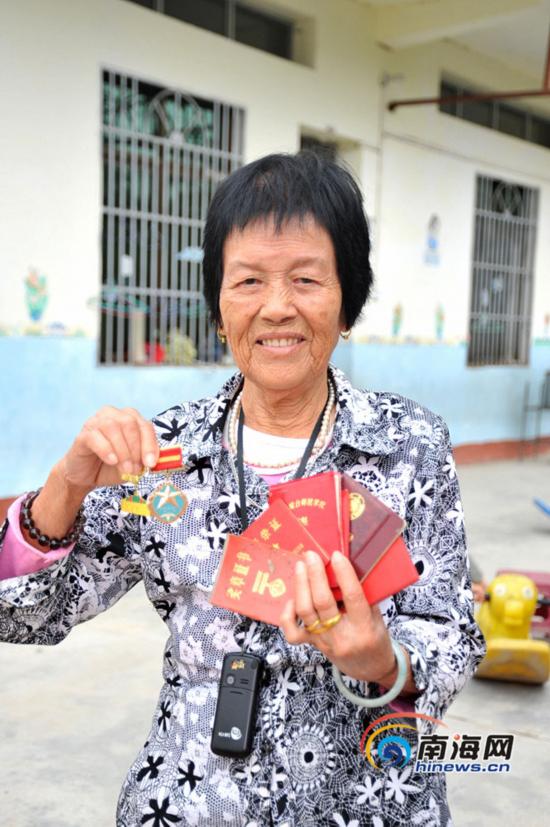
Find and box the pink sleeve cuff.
[0,496,74,580]
[388,696,416,714]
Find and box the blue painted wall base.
[0,336,548,497]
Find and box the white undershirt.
[223,416,334,475]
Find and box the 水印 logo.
[359,714,514,774]
[360,713,444,770]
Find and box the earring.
[340,330,352,340]
[217,329,227,344]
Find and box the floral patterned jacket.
[0,367,486,827]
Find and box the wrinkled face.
[219,216,345,394]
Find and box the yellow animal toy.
[475,573,550,684]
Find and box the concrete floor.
[1,457,549,826]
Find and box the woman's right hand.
[58,406,160,495]
[19,408,160,550]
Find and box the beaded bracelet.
[331,640,408,708]
[20,488,86,550]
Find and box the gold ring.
[305,618,323,633]
[320,613,342,631]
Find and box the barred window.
[468,175,538,367]
[100,71,244,365]
[440,78,550,150]
[125,0,294,61]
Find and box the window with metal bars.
[468,175,538,367]
[100,70,244,365]
[440,78,550,150]
[125,0,294,61]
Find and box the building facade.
[1,0,550,498]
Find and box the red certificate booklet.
[360,536,419,605]
[210,534,300,626]
[243,499,329,561]
[341,474,406,582]
[269,471,344,554]
[339,475,417,603]
[210,472,419,625]
[269,470,346,588]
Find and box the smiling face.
[219,216,345,395]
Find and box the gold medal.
[146,446,188,524]
[119,448,188,523]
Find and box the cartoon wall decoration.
[24,269,48,321]
[435,304,445,341]
[424,214,441,266]
[392,304,403,338]
[167,331,197,366]
[176,246,204,264]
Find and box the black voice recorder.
[210,651,264,758]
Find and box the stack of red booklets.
[210,471,419,625]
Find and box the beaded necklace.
[235,383,334,531]
[227,380,336,470]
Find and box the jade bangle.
[331,640,408,708]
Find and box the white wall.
[362,137,477,342]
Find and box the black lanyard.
[236,387,329,530]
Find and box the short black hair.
[202,151,373,329]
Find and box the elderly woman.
[0,152,485,826]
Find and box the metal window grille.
[468,175,538,367]
[100,70,244,365]
[125,0,294,61]
[439,78,550,151]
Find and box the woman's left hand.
[280,549,396,684]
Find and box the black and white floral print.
[0,367,485,826]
